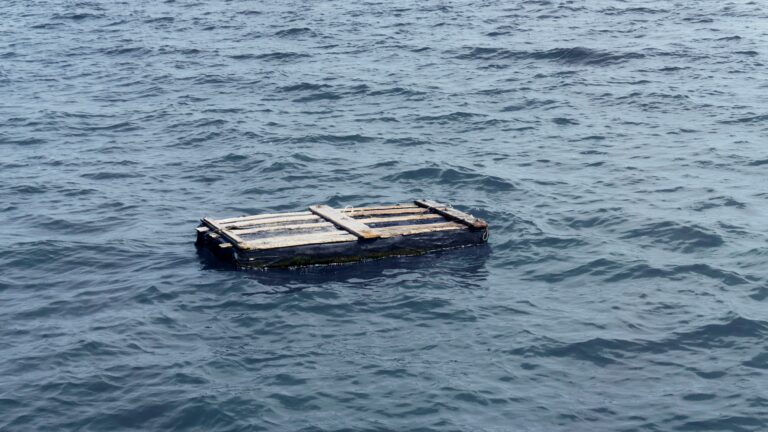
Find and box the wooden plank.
[345,207,429,217]
[341,203,416,213]
[358,213,443,224]
[222,214,320,229]
[309,205,381,239]
[414,199,488,229]
[242,231,357,251]
[373,222,466,238]
[230,221,336,235]
[216,211,311,224]
[219,205,416,225]
[201,217,246,245]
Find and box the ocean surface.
[2,0,767,430]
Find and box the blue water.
[2,0,767,430]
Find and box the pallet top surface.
[199,199,487,252]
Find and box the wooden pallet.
[196,199,488,268]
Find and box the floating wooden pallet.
[196,199,489,268]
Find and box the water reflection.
[197,245,491,292]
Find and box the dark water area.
[2,0,767,430]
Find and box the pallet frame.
[196,199,488,268]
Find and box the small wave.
[692,196,746,211]
[72,121,139,132]
[11,184,48,194]
[683,15,714,23]
[456,46,644,65]
[292,92,341,102]
[620,221,723,253]
[368,87,426,98]
[652,66,689,72]
[512,236,588,249]
[102,46,151,56]
[145,16,174,23]
[30,22,65,29]
[0,135,46,145]
[531,258,624,283]
[383,137,430,147]
[274,27,316,38]
[355,116,398,123]
[720,114,768,124]
[251,52,310,61]
[415,112,486,123]
[81,172,144,180]
[383,167,516,192]
[260,161,306,174]
[575,136,606,142]
[674,316,768,348]
[606,263,749,286]
[601,7,669,15]
[52,12,103,20]
[562,210,627,229]
[552,117,579,125]
[288,134,375,145]
[502,99,558,111]
[749,287,768,301]
[279,82,332,92]
[511,315,767,367]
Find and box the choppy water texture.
[2,0,768,430]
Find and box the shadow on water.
[196,245,491,292]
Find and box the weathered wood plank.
[217,205,420,225]
[358,213,443,224]
[414,199,488,229]
[242,231,357,251]
[309,205,381,239]
[373,221,466,238]
[219,204,417,225]
[201,217,246,245]
[216,211,312,224]
[341,204,416,213]
[222,214,321,229]
[345,207,429,217]
[230,221,336,235]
